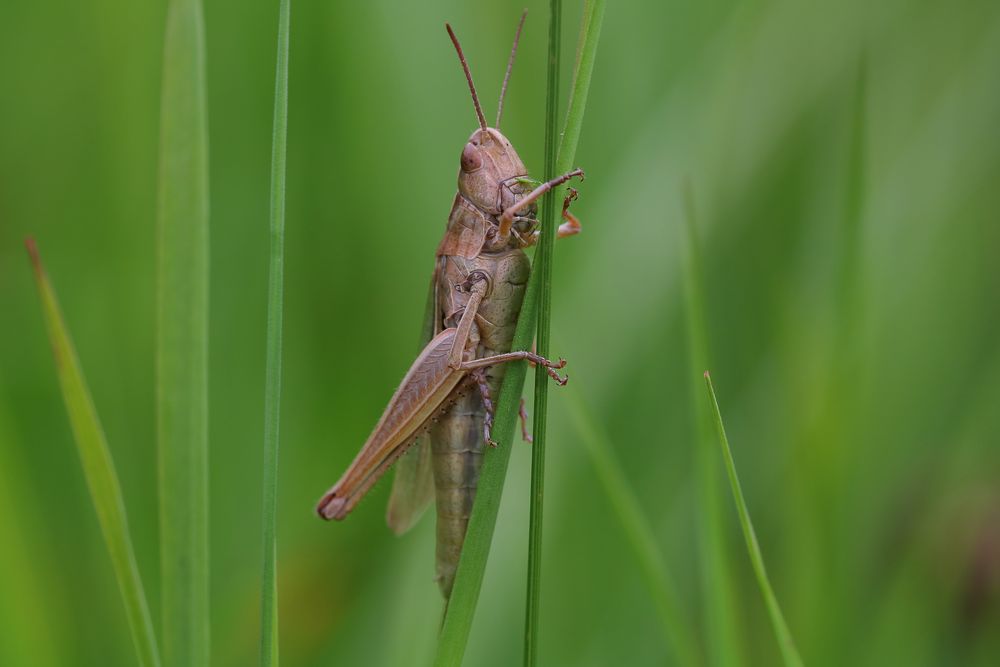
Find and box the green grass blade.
[836,55,868,343]
[259,0,291,665]
[26,239,162,667]
[523,0,563,663]
[156,0,210,664]
[564,387,702,666]
[704,373,804,667]
[681,186,742,667]
[556,0,604,177]
[0,403,65,667]
[435,3,604,665]
[433,266,535,667]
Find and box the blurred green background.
[2,0,999,665]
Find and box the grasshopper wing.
[317,328,465,521]
[385,268,441,534]
[386,433,435,534]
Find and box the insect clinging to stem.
[315,10,585,599]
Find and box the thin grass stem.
[681,185,742,666]
[259,0,291,665]
[156,0,211,663]
[704,373,804,667]
[523,0,563,663]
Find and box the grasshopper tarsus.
[546,368,569,386]
[540,358,569,385]
[531,356,568,385]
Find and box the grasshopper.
[316,13,584,598]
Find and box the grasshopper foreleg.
[558,187,582,238]
[498,168,585,241]
[522,186,582,246]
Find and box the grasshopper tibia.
[472,369,498,447]
[519,397,533,443]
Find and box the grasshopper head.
[457,127,530,216]
[446,18,535,223]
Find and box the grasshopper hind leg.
[472,372,534,446]
[472,369,498,447]
[518,397,533,443]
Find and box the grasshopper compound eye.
[460,143,483,172]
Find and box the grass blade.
[156,0,211,664]
[26,239,161,667]
[433,255,536,667]
[259,0,291,665]
[523,0,563,663]
[564,387,702,665]
[681,186,742,667]
[435,2,604,665]
[556,0,604,177]
[704,372,804,667]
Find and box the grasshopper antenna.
[496,9,528,129]
[446,23,488,131]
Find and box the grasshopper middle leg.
[449,272,570,386]
[460,351,568,385]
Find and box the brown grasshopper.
[316,13,584,598]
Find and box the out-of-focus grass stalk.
[681,186,743,667]
[523,0,562,663]
[259,0,291,665]
[26,239,162,667]
[0,404,64,667]
[704,373,804,667]
[556,0,604,174]
[835,56,867,358]
[156,0,210,664]
[432,242,537,667]
[434,3,603,665]
[564,387,702,666]
[526,1,605,661]
[822,56,869,664]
